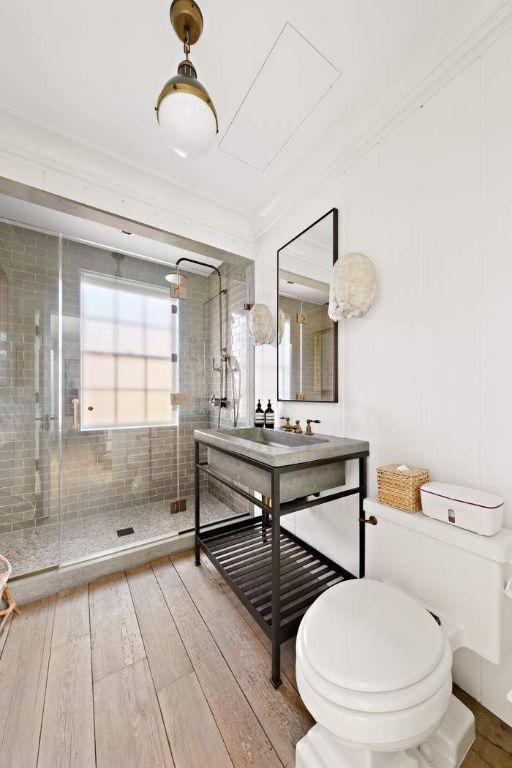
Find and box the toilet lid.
[300,579,445,693]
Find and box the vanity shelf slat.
[199,518,355,641]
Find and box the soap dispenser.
[254,399,264,427]
[264,400,274,429]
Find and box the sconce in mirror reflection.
[277,208,338,402]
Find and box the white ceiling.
[0,0,504,222]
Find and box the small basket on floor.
[0,555,21,632]
[377,464,430,513]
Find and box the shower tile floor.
[0,492,247,578]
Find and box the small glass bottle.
[254,399,264,427]
[264,399,275,429]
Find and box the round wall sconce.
[248,304,274,346]
[329,252,377,320]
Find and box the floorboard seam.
[35,596,57,768]
[125,563,178,767]
[196,553,299,689]
[88,583,99,768]
[161,556,239,768]
[170,554,287,767]
[0,613,12,660]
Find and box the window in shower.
[80,271,178,429]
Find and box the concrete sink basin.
[194,427,369,504]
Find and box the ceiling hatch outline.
[218,22,341,172]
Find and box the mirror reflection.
[277,209,338,402]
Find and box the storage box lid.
[421,482,504,510]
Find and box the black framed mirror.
[277,208,338,402]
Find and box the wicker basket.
[377,464,429,513]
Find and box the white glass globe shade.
[158,90,217,159]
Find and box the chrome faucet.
[306,419,321,436]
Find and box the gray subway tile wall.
[0,221,251,560]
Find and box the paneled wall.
[253,32,512,725]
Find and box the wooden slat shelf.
[199,518,355,643]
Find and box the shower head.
[165,271,188,285]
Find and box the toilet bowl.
[295,579,474,768]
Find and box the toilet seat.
[297,630,452,712]
[299,578,446,694]
[295,579,454,752]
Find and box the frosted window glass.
[82,320,114,353]
[147,358,173,391]
[117,390,145,424]
[118,289,144,323]
[117,323,145,355]
[146,327,173,358]
[81,272,178,429]
[147,391,171,423]
[82,353,115,389]
[81,284,115,321]
[118,356,145,389]
[82,389,115,428]
[148,296,171,328]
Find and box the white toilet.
[295,498,512,768]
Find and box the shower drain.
[117,527,135,537]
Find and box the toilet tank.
[364,499,512,665]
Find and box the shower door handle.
[35,414,57,430]
[72,398,80,430]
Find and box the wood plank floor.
[0,550,510,767]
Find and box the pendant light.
[156,0,218,159]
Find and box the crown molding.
[253,0,512,241]
[0,110,256,252]
[0,101,249,220]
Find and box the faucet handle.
[306,418,320,436]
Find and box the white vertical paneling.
[254,26,512,727]
[479,30,512,726]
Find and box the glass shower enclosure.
[0,203,252,578]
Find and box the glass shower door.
[59,236,182,562]
[0,220,61,576]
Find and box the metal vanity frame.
[194,437,370,688]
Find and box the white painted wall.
[253,31,512,725]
